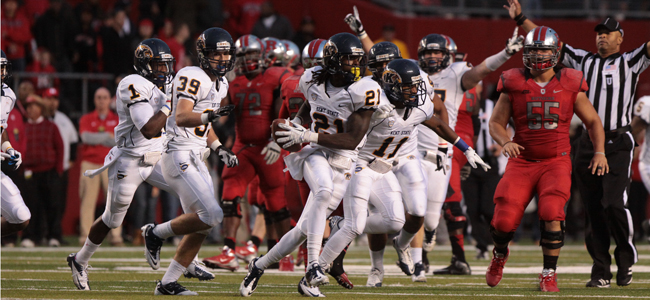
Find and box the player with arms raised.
[487,26,608,292]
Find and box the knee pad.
[539,220,565,249]
[490,225,515,245]
[270,207,291,223]
[386,218,405,234]
[198,206,223,228]
[443,202,467,231]
[221,197,242,218]
[12,204,31,224]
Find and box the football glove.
[0,152,11,161]
[460,164,472,181]
[505,27,525,56]
[6,148,22,170]
[261,141,281,165]
[206,104,235,123]
[217,145,238,168]
[372,104,394,120]
[276,122,318,149]
[464,147,491,172]
[435,145,448,175]
[344,6,366,37]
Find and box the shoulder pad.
[634,96,650,123]
[558,68,587,93]
[450,61,472,73]
[497,68,526,93]
[120,75,154,102]
[2,85,16,101]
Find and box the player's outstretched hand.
[589,153,609,176]
[217,145,239,168]
[464,147,491,172]
[6,148,22,171]
[261,141,281,165]
[502,141,524,158]
[460,164,472,180]
[503,0,522,20]
[344,6,365,36]
[505,27,524,55]
[276,122,318,149]
[0,152,11,161]
[207,105,235,122]
[372,104,394,120]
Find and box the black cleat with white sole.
[154,280,198,295]
[142,224,164,270]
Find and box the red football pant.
[491,156,571,233]
[445,151,468,203]
[222,143,286,212]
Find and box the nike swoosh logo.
[553,90,562,93]
[338,104,346,107]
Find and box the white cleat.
[393,237,414,275]
[298,276,326,297]
[306,263,330,287]
[366,268,384,287]
[67,253,90,290]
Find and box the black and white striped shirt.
[561,43,650,131]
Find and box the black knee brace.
[539,220,565,249]
[490,225,515,245]
[263,207,273,226]
[270,207,291,223]
[221,197,242,218]
[443,202,467,231]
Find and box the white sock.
[396,229,416,250]
[161,259,186,285]
[318,222,356,267]
[370,249,385,271]
[256,227,306,269]
[411,247,422,264]
[76,238,100,266]
[305,191,331,265]
[152,222,175,239]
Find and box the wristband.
[210,139,222,152]
[503,141,512,147]
[1,141,12,152]
[201,112,210,124]
[290,116,303,126]
[514,12,524,21]
[453,136,469,152]
[516,15,528,26]
[160,104,171,117]
[358,31,368,39]
[595,152,606,156]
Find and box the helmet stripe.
[540,26,548,42]
[243,35,249,47]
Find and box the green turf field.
[2,243,650,299]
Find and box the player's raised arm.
[504,0,537,34]
[574,92,608,175]
[344,6,374,52]
[460,27,524,91]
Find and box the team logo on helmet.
[197,35,206,49]
[345,173,352,180]
[136,44,154,58]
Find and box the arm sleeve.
[561,43,591,70]
[623,43,650,74]
[634,97,650,124]
[129,102,156,131]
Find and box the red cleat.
[202,246,239,271]
[295,244,307,267]
[486,248,509,287]
[279,255,294,272]
[234,241,258,263]
[539,269,560,292]
[333,272,354,289]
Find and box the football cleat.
[617,268,633,286]
[412,262,427,282]
[392,237,414,275]
[67,253,90,290]
[306,263,329,287]
[433,256,471,275]
[486,248,509,287]
[539,268,559,292]
[154,280,198,296]
[366,268,384,287]
[142,224,164,270]
[423,229,436,252]
[184,258,215,281]
[328,270,353,289]
[202,246,239,271]
[476,248,489,260]
[298,276,326,297]
[586,278,611,288]
[296,244,308,267]
[235,240,258,263]
[240,257,265,297]
[279,255,295,272]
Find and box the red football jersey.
[454,86,479,144]
[229,66,291,144]
[279,75,304,119]
[497,68,588,160]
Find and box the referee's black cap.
[594,17,624,36]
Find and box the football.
[271,118,303,152]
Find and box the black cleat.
[142,224,164,270]
[433,256,471,275]
[586,278,611,288]
[617,268,633,286]
[154,280,198,295]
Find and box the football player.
[1,50,31,238]
[487,26,607,292]
[240,32,379,297]
[633,96,650,194]
[281,39,303,75]
[67,38,214,291]
[203,34,292,271]
[141,28,239,296]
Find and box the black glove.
[217,145,238,168]
[460,164,472,181]
[207,104,235,122]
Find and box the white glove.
[0,152,11,161]
[6,148,22,170]
[464,147,491,172]
[261,141,281,165]
[217,145,239,168]
[505,26,525,56]
[372,104,394,120]
[344,6,366,37]
[276,122,319,149]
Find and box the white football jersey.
[114,75,168,156]
[359,92,434,164]
[165,66,229,151]
[398,69,435,156]
[417,61,471,151]
[634,96,650,164]
[300,67,381,160]
[1,83,16,132]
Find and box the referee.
[505,0,650,288]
